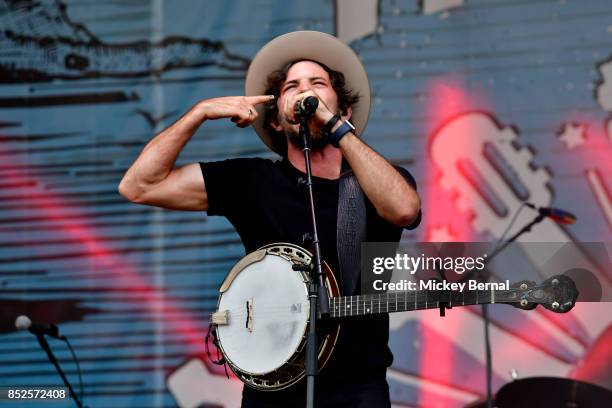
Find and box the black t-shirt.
[200,157,419,398]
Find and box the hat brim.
[245,31,371,154]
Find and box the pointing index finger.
[246,95,276,105]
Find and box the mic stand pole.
[487,213,545,262]
[35,333,83,408]
[299,115,330,408]
[461,212,546,408]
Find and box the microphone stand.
[460,212,546,408]
[299,114,330,408]
[35,334,83,408]
[487,213,545,261]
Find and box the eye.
[283,84,296,91]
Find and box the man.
[119,31,420,407]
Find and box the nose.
[296,80,312,94]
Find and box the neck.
[287,142,341,180]
[329,288,510,318]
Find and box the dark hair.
[263,59,360,156]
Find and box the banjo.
[210,243,578,391]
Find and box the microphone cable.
[484,201,527,408]
[492,201,528,253]
[63,337,85,408]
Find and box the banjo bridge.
[246,298,254,332]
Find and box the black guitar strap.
[336,161,367,296]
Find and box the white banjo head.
[216,252,309,375]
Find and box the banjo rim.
[214,242,341,390]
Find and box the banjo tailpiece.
[205,323,230,378]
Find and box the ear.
[270,115,283,132]
[341,105,353,121]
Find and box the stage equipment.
[496,377,612,407]
[15,315,84,408]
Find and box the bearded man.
[119,31,421,407]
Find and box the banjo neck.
[328,275,577,318]
[329,289,506,318]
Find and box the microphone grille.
[304,96,319,109]
[15,315,32,331]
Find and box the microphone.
[15,315,66,340]
[525,203,577,225]
[295,96,319,117]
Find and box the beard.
[281,115,329,151]
[286,128,329,151]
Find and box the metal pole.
[299,116,330,408]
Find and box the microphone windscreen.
[15,315,32,330]
[304,96,319,109]
[550,213,577,225]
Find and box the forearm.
[338,133,421,226]
[119,102,207,199]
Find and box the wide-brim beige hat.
[245,31,371,153]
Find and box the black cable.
[482,303,493,408]
[493,202,527,252]
[63,337,85,408]
[484,202,527,408]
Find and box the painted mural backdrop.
[1,0,611,407]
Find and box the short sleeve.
[394,165,422,230]
[200,159,246,216]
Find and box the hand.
[199,95,275,128]
[284,90,335,128]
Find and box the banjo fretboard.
[329,288,523,318]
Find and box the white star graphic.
[428,225,456,242]
[558,123,587,149]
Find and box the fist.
[284,90,335,128]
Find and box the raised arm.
[337,132,421,227]
[118,95,274,211]
[283,87,421,228]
